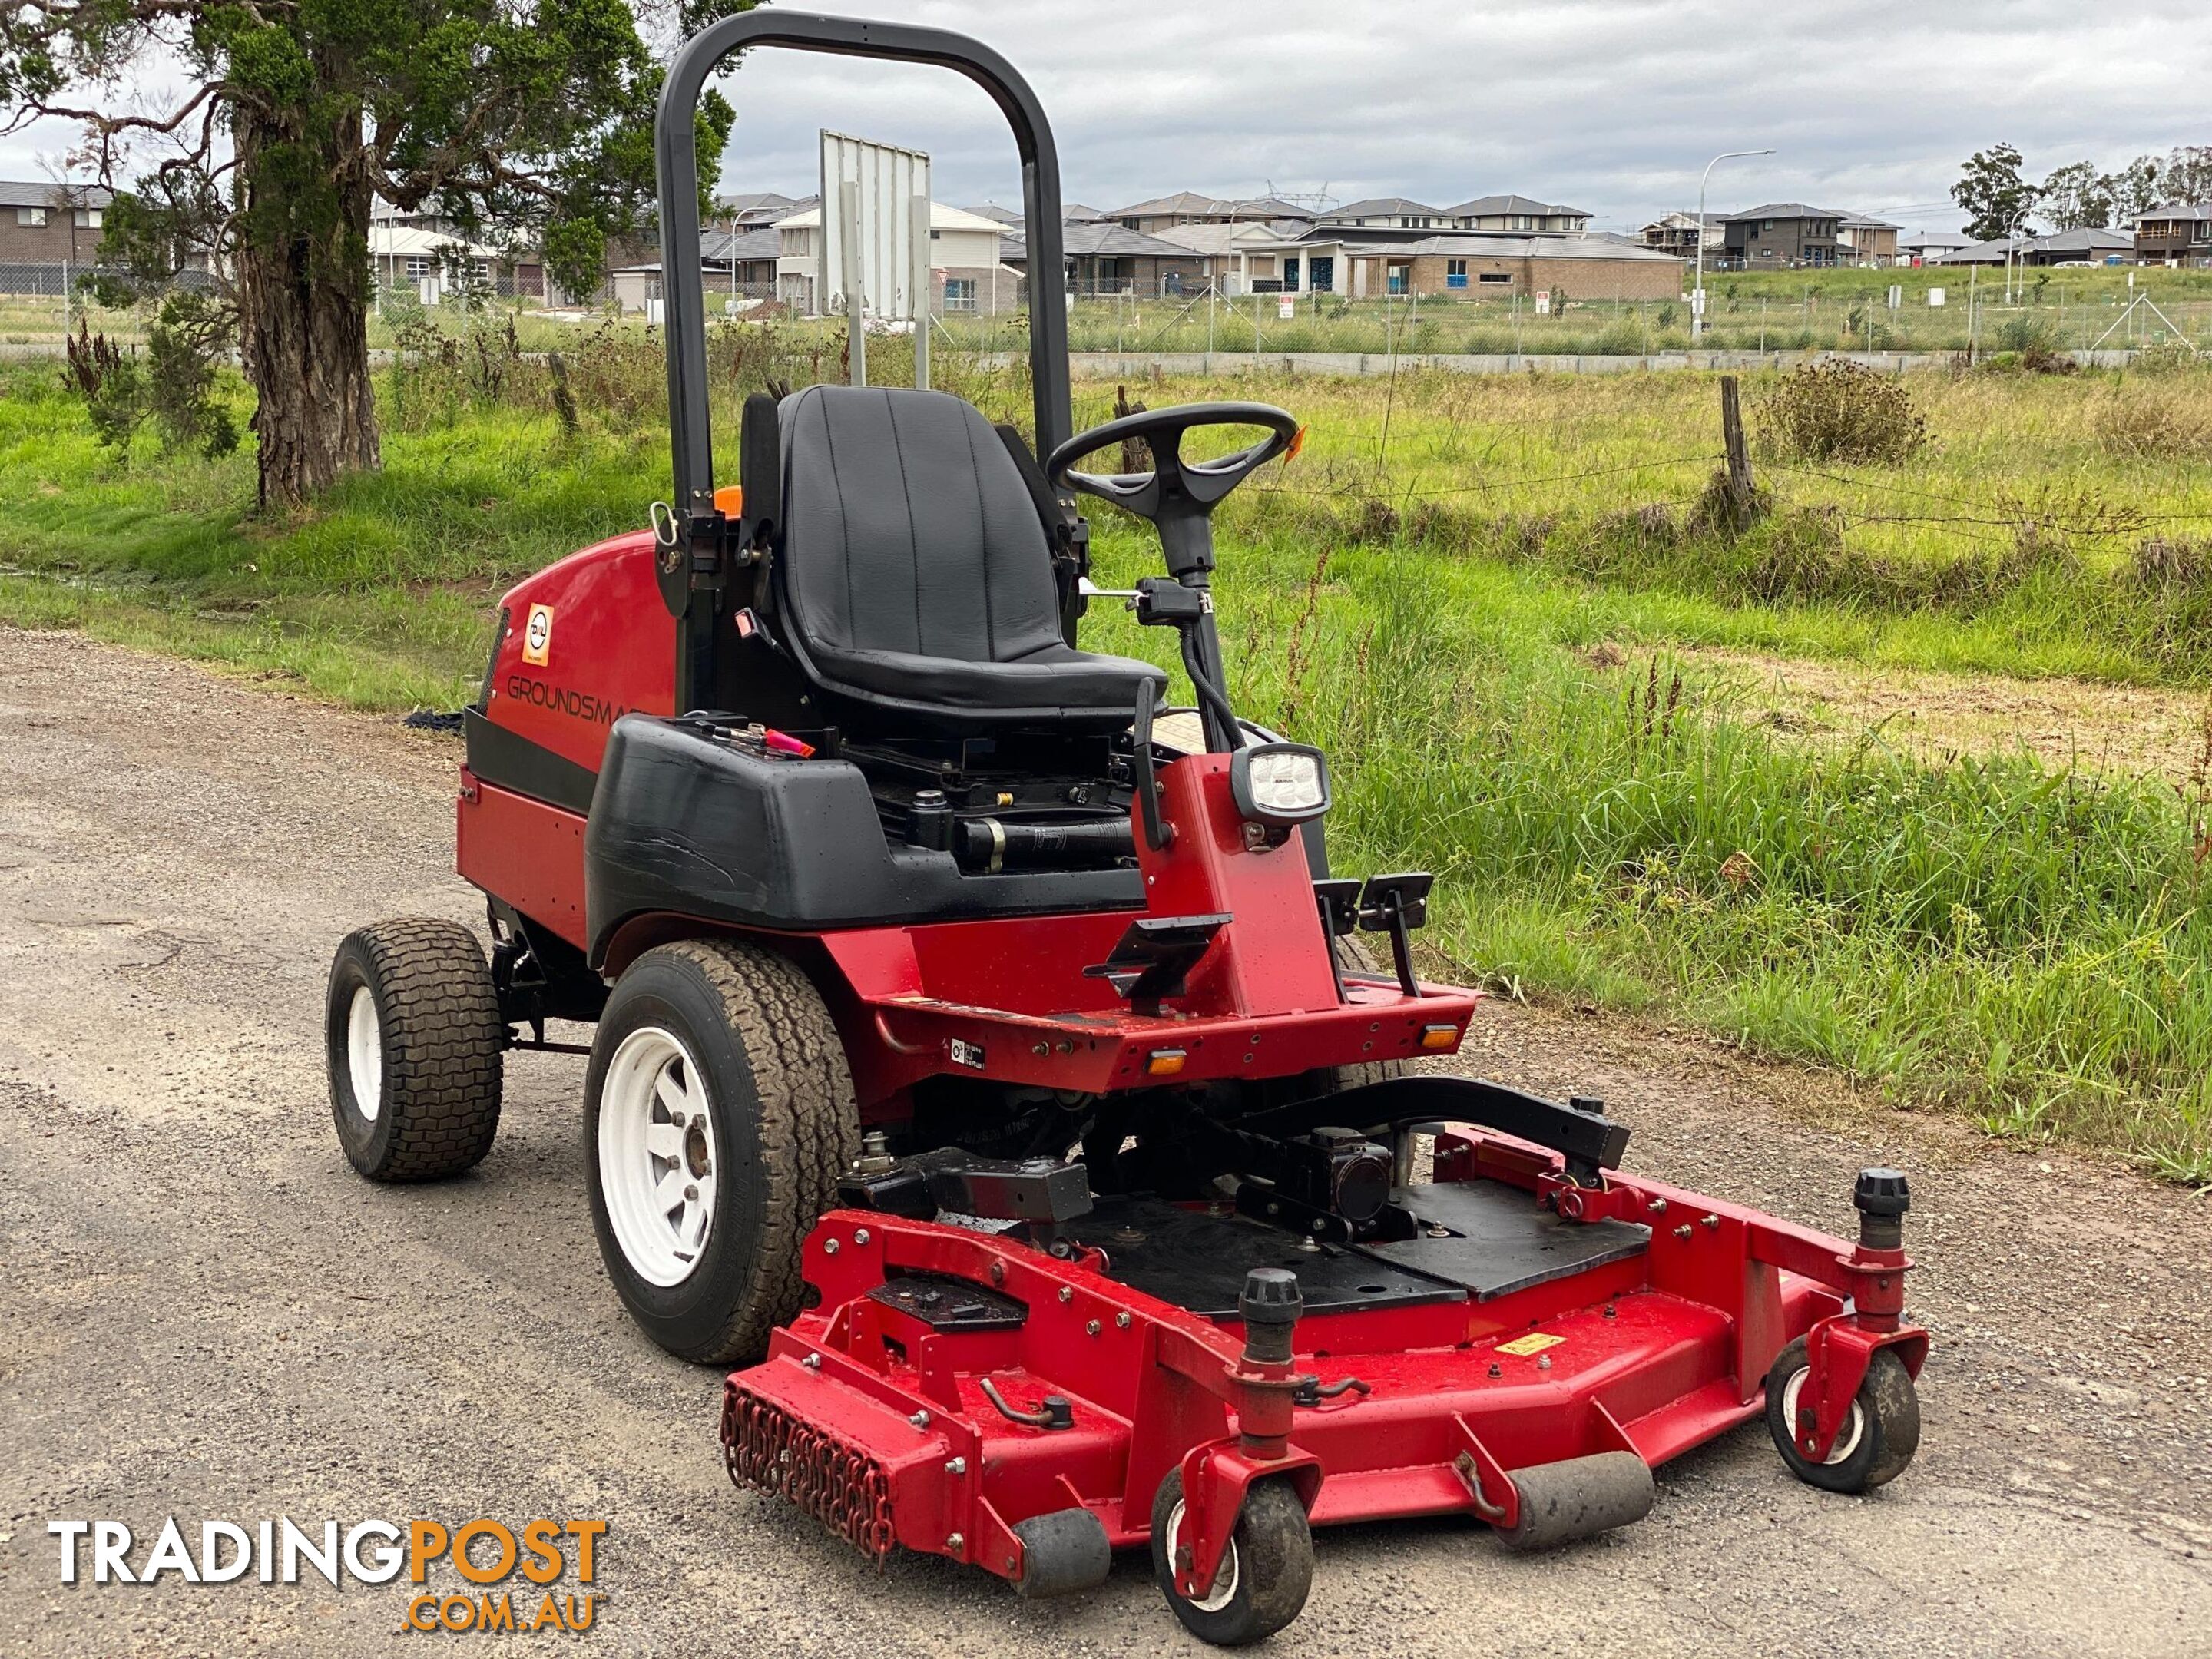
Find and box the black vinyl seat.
[774,385,1165,728]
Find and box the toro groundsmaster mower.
[324,12,1927,1644]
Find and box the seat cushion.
[777,385,1164,724]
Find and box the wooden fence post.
[1719,373,1760,529]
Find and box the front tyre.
[1150,1469,1313,1647]
[326,919,505,1181]
[1765,1334,1921,1494]
[584,939,858,1365]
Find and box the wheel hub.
[346,985,382,1122]
[598,1026,720,1287]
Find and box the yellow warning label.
[1496,1332,1565,1356]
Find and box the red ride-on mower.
[325,12,1927,1644]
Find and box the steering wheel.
[1045,402,1300,577]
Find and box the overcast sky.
[4,0,2208,234]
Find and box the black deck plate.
[1358,1181,1650,1302]
[1043,1197,1467,1321]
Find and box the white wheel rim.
[1164,1500,1240,1613]
[1782,1366,1866,1465]
[346,986,383,1123]
[598,1026,719,1288]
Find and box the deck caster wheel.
[1765,1334,1921,1494]
[585,939,857,1366]
[1150,1469,1313,1647]
[326,919,505,1181]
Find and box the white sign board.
[1689,288,1706,316]
[819,130,931,323]
[1926,287,1945,307]
[1277,294,1295,320]
[1887,284,1903,310]
[1534,290,1551,316]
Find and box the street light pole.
[1692,147,1776,343]
[2003,206,2035,305]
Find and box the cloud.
[3,0,2206,238]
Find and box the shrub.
[1754,358,1929,464]
[60,321,148,457]
[145,291,240,459]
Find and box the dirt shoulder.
[1,627,2207,1659]
[1674,644,2212,785]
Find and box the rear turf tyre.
[584,939,858,1366]
[1765,1334,1921,1494]
[1150,1469,1313,1647]
[1321,934,1414,1092]
[326,919,505,1181]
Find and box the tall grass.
[1084,521,2212,1179]
[2,346,2210,1177]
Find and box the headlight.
[1230,742,1331,827]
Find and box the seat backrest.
[778,385,1063,666]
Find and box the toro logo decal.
[522,604,555,666]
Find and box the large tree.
[2,0,743,505]
[1952,142,2035,243]
[2037,159,2111,230]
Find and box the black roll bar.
[655,11,1072,541]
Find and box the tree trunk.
[234,102,379,508]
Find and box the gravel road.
[2,626,2207,1658]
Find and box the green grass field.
[3,342,2207,1181]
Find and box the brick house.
[1104,192,1315,234]
[1338,233,1682,300]
[0,180,114,275]
[1718,204,1845,268]
[1836,216,1900,265]
[1442,194,1591,233]
[2134,202,2212,267]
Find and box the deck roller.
[1497,1452,1657,1551]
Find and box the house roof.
[1340,233,1681,263]
[2134,200,2212,222]
[703,226,782,263]
[964,202,1024,226]
[773,200,1006,234]
[1064,203,1104,222]
[1147,221,1311,257]
[1641,211,1724,231]
[1321,197,1441,219]
[1899,230,1971,248]
[1442,194,1589,219]
[0,180,111,210]
[1839,214,1900,230]
[998,220,1198,265]
[1926,226,2131,262]
[1104,191,1313,221]
[369,224,502,259]
[718,190,808,220]
[1721,203,1849,224]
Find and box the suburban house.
[1145,221,1352,296]
[1107,192,1315,233]
[1638,211,1724,257]
[2134,202,2212,266]
[1718,204,1846,267]
[0,181,112,276]
[608,226,780,316]
[1336,233,1681,300]
[1315,197,1446,230]
[773,200,1018,316]
[1928,227,2132,267]
[369,204,547,300]
[1836,215,1901,265]
[1020,220,1207,297]
[1898,230,1972,264]
[1444,195,1591,233]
